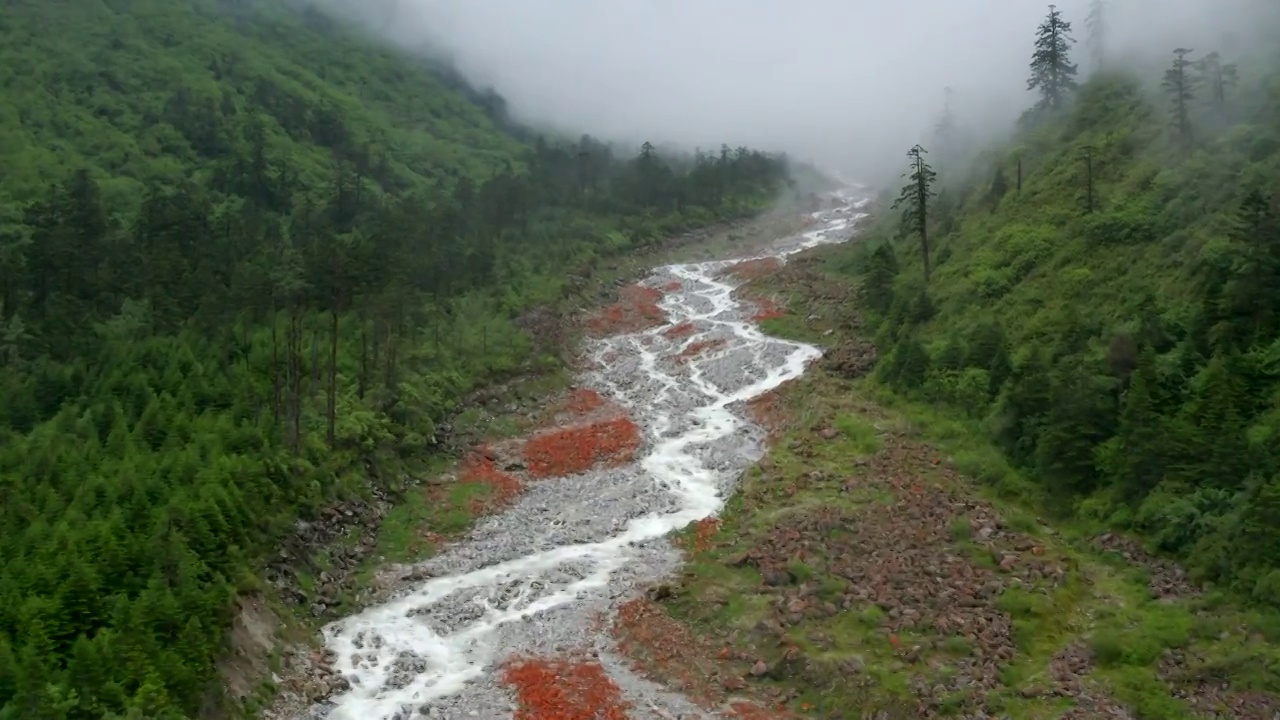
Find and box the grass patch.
[372,474,489,564]
[833,413,882,455]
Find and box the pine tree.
[1027,4,1080,111]
[1219,188,1280,346]
[1084,0,1109,69]
[860,244,899,315]
[1096,348,1168,500]
[890,145,938,282]
[1163,48,1197,145]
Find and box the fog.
[310,0,1275,185]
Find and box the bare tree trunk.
[310,327,322,399]
[327,308,338,447]
[358,313,368,400]
[288,306,303,454]
[270,306,281,422]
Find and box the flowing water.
[311,187,869,719]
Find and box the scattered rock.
[820,339,878,378]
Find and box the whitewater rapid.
[311,188,869,720]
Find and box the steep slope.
[0,3,800,719]
[855,47,1280,602]
[605,40,1280,720]
[0,0,524,206]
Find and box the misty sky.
[317,0,1266,182]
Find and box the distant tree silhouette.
[1196,51,1239,117]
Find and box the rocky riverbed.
[277,188,869,720]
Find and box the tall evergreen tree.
[860,244,899,315]
[1027,4,1080,111]
[890,145,939,282]
[1163,48,1198,145]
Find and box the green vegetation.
[850,2,1280,609]
[702,278,1280,716]
[613,1,1280,709]
[0,1,797,718]
[670,4,1280,715]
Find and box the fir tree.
[890,145,939,282]
[860,244,899,315]
[1027,4,1080,111]
[1163,48,1198,144]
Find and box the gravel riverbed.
[293,188,870,720]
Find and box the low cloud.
[309,0,1273,184]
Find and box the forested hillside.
[850,4,1280,606]
[0,2,793,718]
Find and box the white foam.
[314,186,869,720]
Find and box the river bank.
[616,244,1280,719]
[244,190,865,719]
[293,188,866,720]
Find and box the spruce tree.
[890,145,938,282]
[860,244,899,315]
[1027,4,1080,111]
[1163,48,1197,144]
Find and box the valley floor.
[610,252,1280,720]
[251,204,824,719]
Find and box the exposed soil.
[1091,532,1198,600]
[674,339,726,363]
[522,389,643,477]
[612,599,796,719]
[456,451,523,514]
[585,284,668,336]
[819,339,878,379]
[722,257,783,281]
[524,417,643,478]
[664,321,698,339]
[744,383,793,440]
[1162,651,1280,718]
[728,279,788,324]
[502,656,632,720]
[724,432,1074,717]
